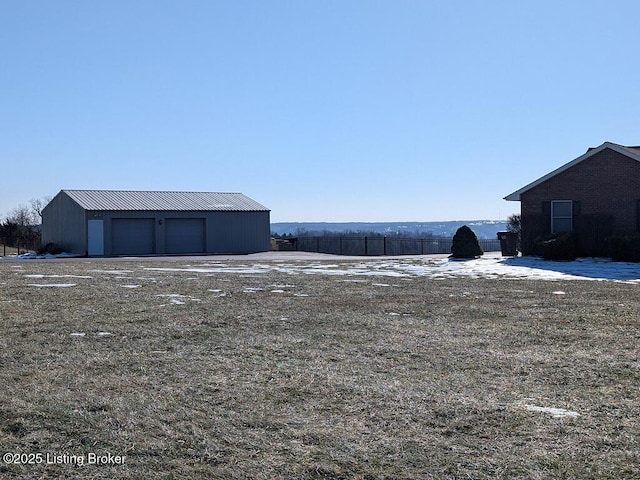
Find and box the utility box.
[497,231,518,256]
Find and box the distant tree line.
[0,197,51,255]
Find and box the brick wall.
[520,148,640,254]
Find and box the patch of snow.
[28,283,77,288]
[71,331,112,337]
[28,251,636,283]
[156,293,199,305]
[525,405,580,418]
[270,289,285,293]
[121,285,142,289]
[208,289,227,297]
[24,274,92,279]
[552,291,566,295]
[90,269,133,275]
[1,252,80,260]
[146,265,269,274]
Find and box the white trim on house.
[504,142,640,201]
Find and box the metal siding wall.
[42,206,269,256]
[206,211,270,253]
[42,192,88,254]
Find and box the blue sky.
[2,1,639,222]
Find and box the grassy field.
[0,259,639,479]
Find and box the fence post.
[383,236,387,256]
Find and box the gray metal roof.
[61,190,269,211]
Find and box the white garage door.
[112,218,155,255]
[165,218,206,254]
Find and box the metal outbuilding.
[42,190,270,256]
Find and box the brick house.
[504,141,640,256]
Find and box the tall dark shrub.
[507,214,522,253]
[539,232,578,261]
[609,235,640,262]
[521,214,547,256]
[451,225,483,258]
[575,213,614,257]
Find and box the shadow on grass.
[502,255,640,281]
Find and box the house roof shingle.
[60,190,270,212]
[504,142,640,201]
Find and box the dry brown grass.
[0,259,639,479]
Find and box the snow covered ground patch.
[387,253,640,282]
[142,252,640,282]
[156,293,201,306]
[24,274,92,279]
[1,252,81,260]
[525,405,580,418]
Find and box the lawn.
[0,258,639,479]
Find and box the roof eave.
[503,142,640,202]
[503,192,521,201]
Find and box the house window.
[551,200,573,233]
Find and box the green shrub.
[609,235,640,262]
[450,225,483,259]
[539,232,578,261]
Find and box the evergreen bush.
[37,242,63,255]
[539,232,578,261]
[450,225,483,259]
[609,235,640,262]
[575,213,614,257]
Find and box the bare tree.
[9,204,36,227]
[7,205,40,253]
[30,196,52,224]
[1,196,52,254]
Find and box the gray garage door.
[165,218,206,254]
[112,218,155,255]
